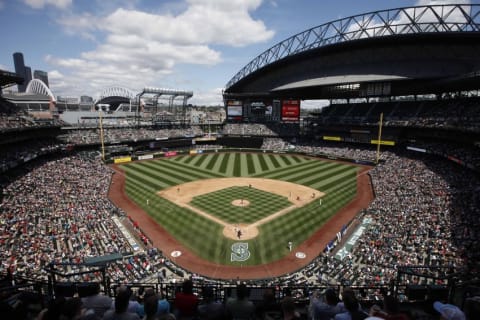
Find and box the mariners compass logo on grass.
[231,242,250,262]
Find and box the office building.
[13,52,27,92]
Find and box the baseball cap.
[433,301,465,320]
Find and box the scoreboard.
[281,99,300,122]
[226,99,300,123]
[226,100,243,121]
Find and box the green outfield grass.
[120,152,359,266]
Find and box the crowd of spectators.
[223,123,279,136]
[0,139,65,173]
[315,97,480,133]
[407,141,480,170]
[0,98,66,131]
[263,139,376,162]
[56,123,294,147]
[260,138,479,290]
[0,112,32,131]
[0,119,478,320]
[222,123,299,137]
[0,152,163,284]
[0,134,478,289]
[0,130,478,291]
[57,127,204,145]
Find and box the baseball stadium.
[1,3,480,319]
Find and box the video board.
[281,99,300,122]
[250,100,273,115]
[226,100,243,121]
[225,99,281,122]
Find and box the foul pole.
[99,110,106,161]
[375,112,384,164]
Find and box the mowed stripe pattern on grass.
[121,153,358,265]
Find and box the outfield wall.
[107,148,377,167]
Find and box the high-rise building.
[34,70,49,87]
[13,52,27,92]
[25,66,32,86]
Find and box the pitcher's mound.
[231,199,250,207]
[223,223,259,240]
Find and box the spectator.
[61,297,95,320]
[433,301,465,320]
[281,296,301,320]
[255,288,281,320]
[174,280,198,320]
[335,290,368,320]
[196,286,224,320]
[137,288,170,318]
[369,295,410,320]
[103,286,140,320]
[311,288,342,320]
[81,283,112,318]
[225,283,255,320]
[143,294,158,320]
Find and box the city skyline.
[0,0,472,106]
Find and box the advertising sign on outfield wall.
[323,136,342,141]
[407,146,426,153]
[164,151,177,157]
[138,154,154,160]
[371,139,395,146]
[114,157,132,164]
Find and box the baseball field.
[115,152,362,269]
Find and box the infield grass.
[191,186,292,224]
[121,152,359,266]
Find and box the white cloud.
[47,0,274,103]
[415,0,470,5]
[48,70,64,80]
[189,87,224,106]
[102,2,273,47]
[23,0,72,10]
[56,13,99,40]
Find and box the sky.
[0,0,474,106]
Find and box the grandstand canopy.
[224,3,480,100]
